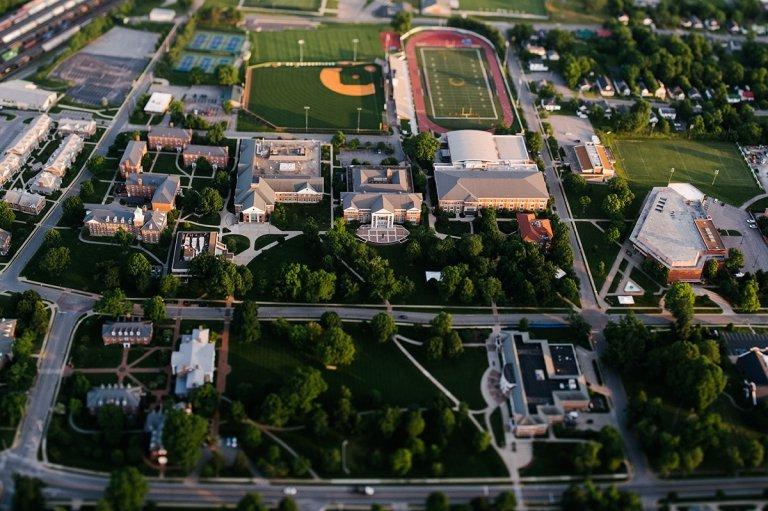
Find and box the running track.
[403,29,514,134]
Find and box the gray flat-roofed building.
[351,165,411,193]
[438,130,534,169]
[497,330,589,437]
[86,383,144,414]
[102,321,153,347]
[0,80,57,111]
[171,231,234,277]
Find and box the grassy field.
[416,46,506,130]
[575,221,621,292]
[613,138,760,207]
[248,64,385,131]
[249,25,386,64]
[459,0,546,16]
[242,0,321,10]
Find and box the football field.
[613,138,760,206]
[419,47,499,121]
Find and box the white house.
[171,327,216,396]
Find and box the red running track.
[403,29,515,134]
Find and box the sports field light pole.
[712,168,720,186]
[298,39,305,63]
[304,106,310,132]
[356,107,362,133]
[352,38,359,64]
[668,167,674,185]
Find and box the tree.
[740,278,761,312]
[216,64,238,85]
[579,195,591,213]
[88,154,107,173]
[95,288,132,316]
[114,228,134,249]
[278,497,298,511]
[704,259,719,282]
[319,326,356,366]
[143,296,166,323]
[162,408,209,472]
[234,300,261,343]
[62,196,85,226]
[405,410,425,437]
[390,10,412,33]
[561,482,642,511]
[197,187,224,216]
[206,123,226,145]
[403,132,439,166]
[378,406,399,437]
[391,448,412,475]
[98,404,126,447]
[573,441,602,474]
[331,131,346,149]
[236,493,267,511]
[726,247,745,273]
[370,312,396,343]
[665,282,695,329]
[473,430,491,452]
[189,66,204,85]
[80,179,95,199]
[494,491,516,511]
[0,201,15,230]
[189,383,219,418]
[39,246,70,276]
[602,193,624,218]
[12,475,44,511]
[158,275,180,297]
[605,226,620,244]
[426,492,450,511]
[100,467,148,511]
[524,130,542,153]
[568,312,591,347]
[44,229,61,248]
[123,253,152,293]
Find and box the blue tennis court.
[184,30,245,55]
[174,52,235,73]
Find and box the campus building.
[124,173,181,213]
[83,204,168,244]
[43,134,84,177]
[434,169,549,215]
[517,212,553,247]
[6,114,51,159]
[3,189,45,215]
[0,80,57,111]
[182,145,229,168]
[144,92,173,115]
[0,318,16,367]
[497,330,590,437]
[170,231,234,278]
[148,126,193,151]
[119,140,148,177]
[436,130,536,170]
[171,327,216,396]
[629,183,727,282]
[101,321,153,347]
[28,171,61,195]
[57,118,97,137]
[0,228,10,256]
[234,138,324,222]
[86,384,144,414]
[572,142,615,181]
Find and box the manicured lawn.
[520,441,585,476]
[459,0,546,15]
[69,316,124,368]
[236,110,271,132]
[434,218,471,237]
[249,24,387,64]
[613,138,760,207]
[247,235,316,300]
[253,233,287,251]
[0,222,34,264]
[629,266,664,294]
[243,0,321,11]
[575,221,620,292]
[150,152,182,174]
[248,64,385,131]
[221,234,250,255]
[270,197,331,230]
[227,322,445,410]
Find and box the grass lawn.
[21,229,150,294]
[748,196,768,213]
[243,0,321,10]
[248,64,385,131]
[270,197,331,230]
[253,233,287,250]
[236,110,272,132]
[0,222,34,264]
[490,406,505,446]
[612,138,760,207]
[249,24,386,64]
[629,266,663,295]
[221,234,250,255]
[520,441,585,476]
[227,322,446,410]
[459,0,546,14]
[575,221,620,292]
[69,316,123,368]
[247,235,315,299]
[151,152,182,174]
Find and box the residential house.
[540,97,561,112]
[0,153,22,186]
[434,169,549,215]
[43,134,84,177]
[119,141,148,177]
[596,76,614,97]
[102,321,153,347]
[517,213,553,246]
[28,171,61,195]
[688,87,703,101]
[0,228,10,256]
[657,106,677,120]
[171,327,216,395]
[144,92,173,115]
[83,204,167,243]
[182,145,229,168]
[524,43,547,57]
[578,77,592,93]
[613,79,631,96]
[124,173,181,213]
[57,118,97,137]
[171,231,234,278]
[572,142,615,180]
[147,126,193,151]
[668,86,686,101]
[652,81,667,100]
[740,89,756,102]
[0,318,16,367]
[3,189,45,215]
[86,384,144,414]
[546,49,560,61]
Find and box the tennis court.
[176,52,235,72]
[187,30,245,55]
[613,138,761,206]
[418,46,499,121]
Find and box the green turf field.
[416,46,505,130]
[249,25,386,64]
[242,0,320,10]
[458,0,547,16]
[247,64,384,131]
[613,138,760,206]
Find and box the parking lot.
[708,199,768,273]
[546,113,595,147]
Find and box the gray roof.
[737,348,768,386]
[126,173,181,205]
[341,192,422,213]
[351,165,411,193]
[83,203,167,233]
[120,141,147,168]
[445,131,530,165]
[149,126,192,140]
[171,328,215,395]
[183,144,228,158]
[102,321,153,340]
[434,169,548,202]
[86,383,143,410]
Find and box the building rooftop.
[120,140,147,169]
[517,212,553,244]
[341,192,422,213]
[149,126,192,140]
[171,327,216,395]
[0,317,16,358]
[237,138,322,178]
[629,184,725,270]
[442,131,531,167]
[0,80,57,109]
[144,92,173,114]
[86,383,143,411]
[573,142,615,174]
[737,348,768,386]
[84,204,167,233]
[351,165,411,193]
[3,189,45,210]
[102,321,153,341]
[171,231,233,274]
[434,169,548,202]
[183,145,229,159]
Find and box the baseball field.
[248,25,386,64]
[246,63,385,131]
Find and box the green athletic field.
[613,138,760,206]
[458,0,547,16]
[242,0,320,11]
[416,46,505,130]
[249,25,386,64]
[247,64,384,131]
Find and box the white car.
[283,487,298,496]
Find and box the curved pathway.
[740,193,768,210]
